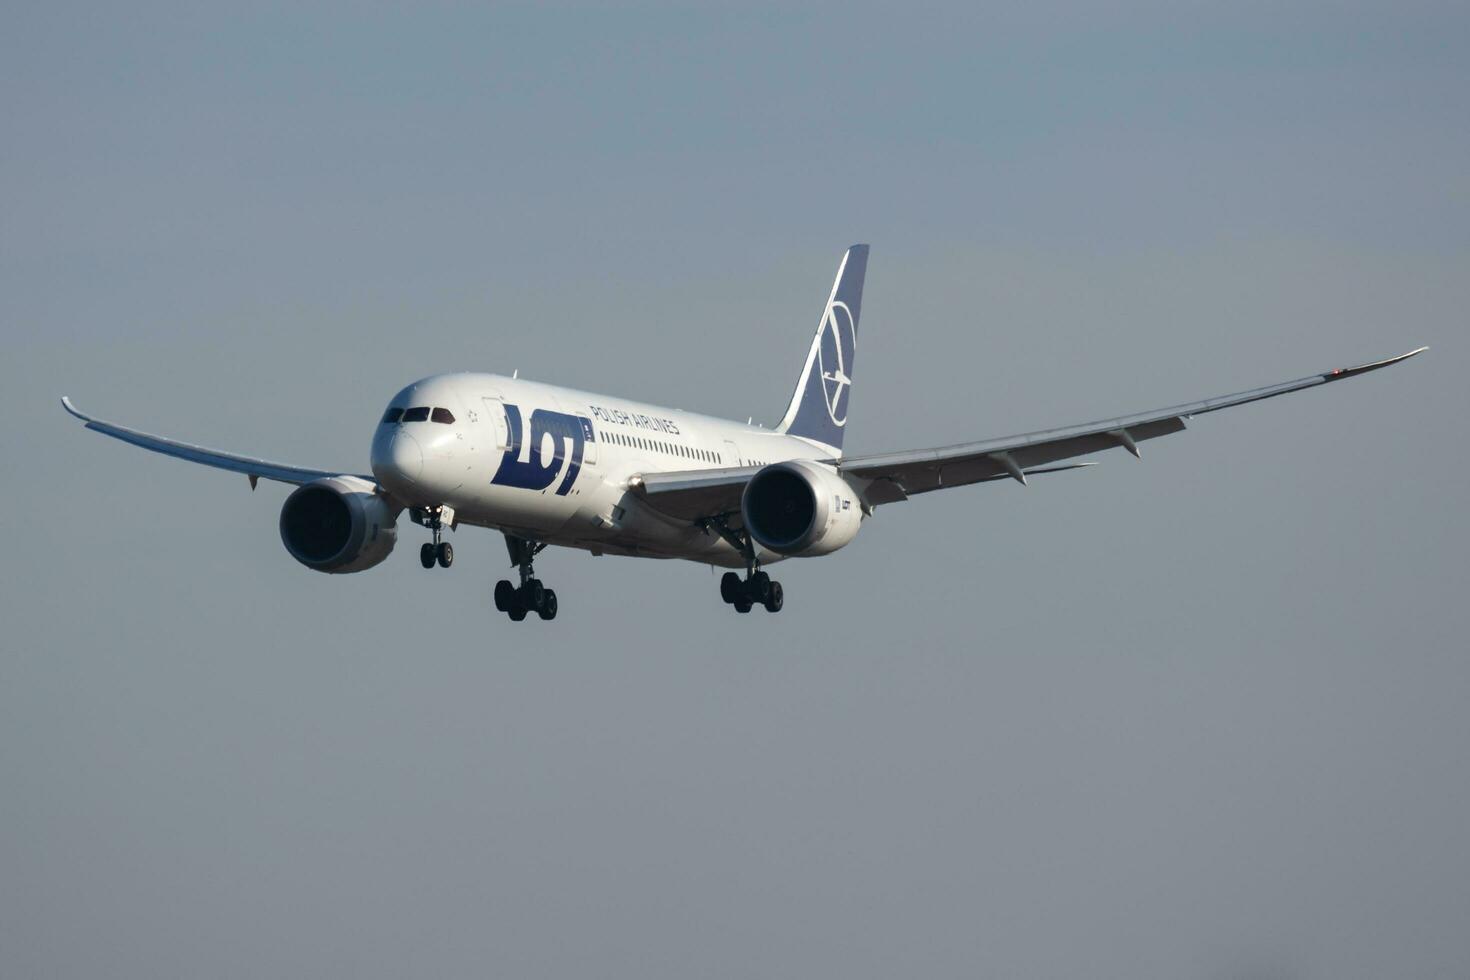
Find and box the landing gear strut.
[494,534,557,621]
[700,515,784,614]
[416,506,453,569]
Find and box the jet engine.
[740,460,864,557]
[279,476,400,573]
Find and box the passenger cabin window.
[402,406,431,422]
[431,407,455,424]
[381,407,404,424]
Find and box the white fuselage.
[369,373,831,567]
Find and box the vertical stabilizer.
[774,244,869,454]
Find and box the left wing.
[630,466,761,522]
[62,397,371,487]
[630,347,1426,520]
[843,347,1426,504]
[631,460,1095,522]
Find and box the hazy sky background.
[3,2,1467,977]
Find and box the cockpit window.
[430,407,455,424]
[381,407,404,424]
[401,406,431,422]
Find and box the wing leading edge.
[61,397,370,487]
[842,347,1427,504]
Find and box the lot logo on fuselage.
[491,404,593,496]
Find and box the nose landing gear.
[419,541,453,569]
[494,534,557,621]
[414,506,455,569]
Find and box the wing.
[62,397,371,487]
[631,460,1099,522]
[629,466,761,522]
[842,347,1427,505]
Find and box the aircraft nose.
[372,428,423,486]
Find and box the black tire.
[507,603,527,622]
[420,543,436,569]
[733,597,753,614]
[436,541,454,568]
[749,570,772,603]
[494,579,515,612]
[523,579,546,611]
[538,589,558,621]
[720,572,742,604]
[763,581,784,613]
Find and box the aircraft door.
[483,397,510,451]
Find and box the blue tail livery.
[775,244,868,454]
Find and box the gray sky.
[3,2,1467,977]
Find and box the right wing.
[840,347,1427,505]
[62,397,370,487]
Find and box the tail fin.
[774,244,869,454]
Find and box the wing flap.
[862,459,1103,504]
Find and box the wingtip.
[60,396,85,420]
[1326,346,1429,381]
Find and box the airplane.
[63,245,1425,621]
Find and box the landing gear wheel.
[749,570,772,603]
[420,543,436,569]
[733,597,753,614]
[501,535,559,623]
[763,581,784,613]
[436,541,454,568]
[720,572,742,604]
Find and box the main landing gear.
[720,569,784,613]
[494,534,557,622]
[417,507,454,569]
[698,515,784,614]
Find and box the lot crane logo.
[491,404,593,495]
[818,300,856,426]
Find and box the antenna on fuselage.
[512,368,519,379]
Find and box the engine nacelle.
[279,476,400,574]
[741,459,864,557]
